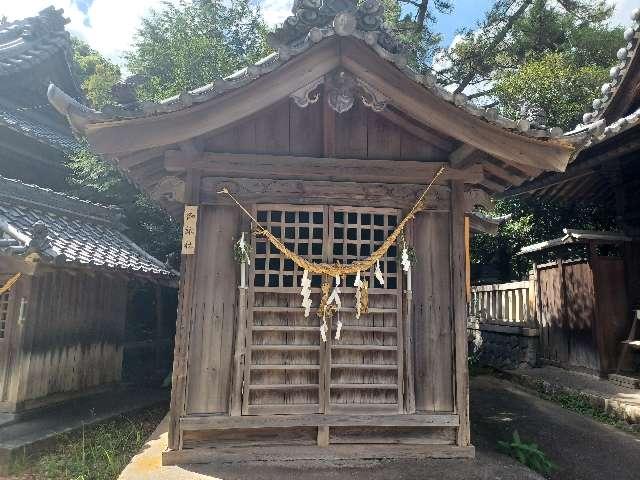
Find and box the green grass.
[9,405,166,480]
[498,430,556,475]
[523,378,640,436]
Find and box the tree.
[472,197,614,281]
[494,52,608,129]
[126,0,270,102]
[71,38,121,109]
[380,0,453,70]
[437,0,620,99]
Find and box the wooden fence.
[469,276,537,327]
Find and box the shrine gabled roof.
[0,106,79,153]
[0,6,72,78]
[48,0,595,174]
[0,176,177,281]
[573,7,640,147]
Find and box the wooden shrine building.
[0,7,82,189]
[0,176,177,414]
[507,8,640,381]
[48,0,597,463]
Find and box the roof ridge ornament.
[268,0,408,57]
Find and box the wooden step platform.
[162,444,475,466]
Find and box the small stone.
[583,112,593,124]
[592,98,602,110]
[549,126,563,138]
[179,91,193,107]
[601,83,612,95]
[453,93,467,106]
[617,47,629,61]
[632,8,640,21]
[517,118,530,132]
[624,27,637,42]
[610,65,621,78]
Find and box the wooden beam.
[167,169,201,451]
[378,108,456,152]
[118,147,165,170]
[200,177,452,209]
[180,413,460,430]
[165,152,484,185]
[482,159,528,186]
[449,144,477,168]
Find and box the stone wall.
[468,316,539,370]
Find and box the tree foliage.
[126,0,270,102]
[494,52,608,129]
[472,197,614,281]
[438,0,620,97]
[71,38,120,109]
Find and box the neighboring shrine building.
[49,0,593,463]
[507,8,640,380]
[0,7,82,189]
[0,176,178,414]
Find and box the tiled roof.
[0,6,71,78]
[0,107,79,153]
[0,176,176,280]
[46,0,584,144]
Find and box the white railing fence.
[469,277,537,327]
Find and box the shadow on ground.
[471,375,640,480]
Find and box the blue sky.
[2,0,636,67]
[432,0,494,47]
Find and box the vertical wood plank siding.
[4,270,126,410]
[185,205,240,414]
[412,210,454,412]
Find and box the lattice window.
[0,291,9,340]
[253,206,325,289]
[330,207,399,290]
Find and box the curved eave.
[49,37,577,173]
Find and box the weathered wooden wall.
[0,269,127,412]
[203,98,453,162]
[0,272,28,411]
[537,256,628,376]
[185,205,240,414]
[412,211,454,412]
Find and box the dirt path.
[471,375,640,480]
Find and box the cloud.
[610,0,637,26]
[259,0,292,26]
[1,0,174,68]
[1,0,292,69]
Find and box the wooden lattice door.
[243,205,404,415]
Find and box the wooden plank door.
[242,205,404,415]
[243,205,327,415]
[327,207,404,414]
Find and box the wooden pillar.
[168,169,201,451]
[451,181,470,447]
